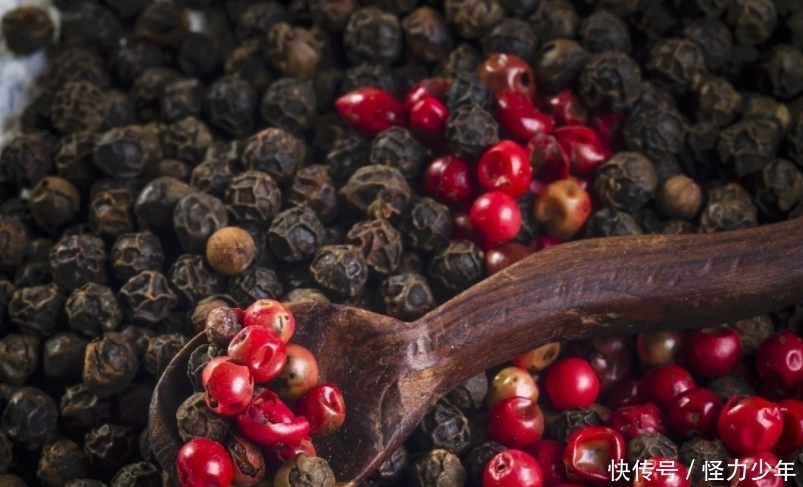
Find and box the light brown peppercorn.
[657,175,703,220]
[206,227,256,276]
[274,453,335,487]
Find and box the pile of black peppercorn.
[1,0,803,485]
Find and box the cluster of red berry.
[175,300,346,487]
[335,53,622,258]
[467,326,803,487]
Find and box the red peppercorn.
[236,390,311,448]
[477,54,537,100]
[563,426,625,484]
[731,451,784,487]
[756,331,803,389]
[527,134,569,185]
[686,327,743,378]
[243,299,295,342]
[631,457,690,487]
[176,438,234,487]
[495,91,554,144]
[424,155,476,207]
[544,357,600,412]
[201,357,255,416]
[335,87,405,137]
[638,365,695,411]
[273,343,320,401]
[227,326,287,383]
[533,179,592,240]
[773,398,803,458]
[528,236,561,252]
[667,387,723,439]
[605,403,666,442]
[606,377,641,410]
[295,383,346,436]
[717,396,783,455]
[525,440,567,487]
[469,191,522,249]
[589,112,626,153]
[408,95,449,149]
[553,126,610,176]
[489,397,545,448]
[545,90,588,127]
[477,140,532,198]
[485,242,535,276]
[404,77,451,111]
[483,449,543,487]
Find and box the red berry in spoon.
[236,390,311,448]
[202,357,254,416]
[295,383,347,436]
[176,438,234,487]
[243,299,295,342]
[227,325,287,383]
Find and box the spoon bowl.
[151,219,803,486]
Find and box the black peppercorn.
[1,387,58,448]
[342,63,398,97]
[400,198,452,254]
[268,207,326,263]
[347,219,403,276]
[234,1,289,41]
[228,267,284,307]
[678,438,730,484]
[54,131,99,190]
[161,117,213,166]
[43,332,87,385]
[428,240,484,298]
[107,37,163,87]
[242,128,306,183]
[89,189,135,238]
[204,76,257,138]
[661,220,697,234]
[579,51,642,112]
[110,232,164,281]
[144,333,189,379]
[131,68,182,121]
[93,125,162,180]
[379,272,435,321]
[445,373,488,413]
[310,245,369,300]
[410,449,466,487]
[681,19,732,74]
[8,284,65,339]
[134,2,188,48]
[699,183,759,233]
[444,72,493,114]
[84,424,137,477]
[402,7,454,64]
[584,208,644,237]
[263,23,321,80]
[2,6,53,56]
[133,176,194,230]
[45,47,110,89]
[341,165,413,221]
[224,40,272,94]
[284,288,331,304]
[176,392,230,442]
[172,192,228,255]
[60,1,122,54]
[26,176,81,232]
[532,39,591,95]
[288,165,340,224]
[65,283,122,339]
[343,7,402,65]
[744,94,791,135]
[758,45,803,100]
[369,445,408,486]
[167,255,226,309]
[464,442,506,487]
[545,408,603,443]
[0,333,39,386]
[624,103,687,161]
[718,120,779,178]
[526,0,577,44]
[119,325,153,359]
[695,77,741,128]
[627,432,678,464]
[435,43,482,80]
[728,314,775,355]
[446,0,506,39]
[101,90,136,131]
[82,332,139,399]
[370,127,426,180]
[14,260,51,287]
[309,0,357,32]
[0,216,27,268]
[260,78,317,135]
[645,38,707,95]
[110,462,160,487]
[66,480,109,487]
[0,431,12,473]
[326,134,371,186]
[481,18,537,62]
[186,344,212,392]
[577,10,630,55]
[59,384,110,437]
[446,104,499,161]
[725,0,777,47]
[0,131,54,188]
[275,453,336,487]
[36,438,88,487]
[594,152,658,213]
[119,271,178,325]
[754,158,803,217]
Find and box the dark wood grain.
[150,219,803,486]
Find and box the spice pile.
[176,299,345,487]
[0,0,802,485]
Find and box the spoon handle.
[414,219,803,395]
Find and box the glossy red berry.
[553,126,610,176]
[544,357,600,412]
[533,179,592,240]
[605,403,666,442]
[528,236,561,252]
[545,89,588,127]
[489,397,545,448]
[227,326,287,383]
[243,299,295,342]
[590,112,626,152]
[606,377,641,410]
[469,191,522,249]
[478,140,532,198]
[756,331,803,389]
[563,426,625,484]
[717,396,783,455]
[404,77,451,110]
[236,390,311,448]
[335,87,405,137]
[638,365,695,411]
[731,451,784,487]
[424,155,476,207]
[773,398,803,458]
[631,457,690,487]
[667,387,723,439]
[686,327,743,378]
[295,383,346,436]
[478,54,537,100]
[483,449,543,487]
[176,438,234,487]
[495,91,554,144]
[408,95,449,148]
[201,357,254,416]
[525,440,567,487]
[485,242,535,276]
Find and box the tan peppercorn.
[657,175,703,220]
[205,227,256,276]
[512,342,563,372]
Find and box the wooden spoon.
[150,219,803,486]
